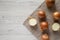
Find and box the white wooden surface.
[0,0,44,40]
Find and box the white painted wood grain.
[0,0,44,40]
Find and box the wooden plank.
[0,0,44,40]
